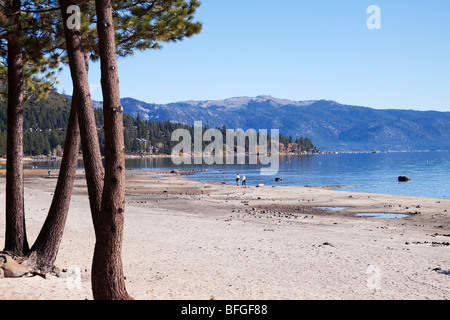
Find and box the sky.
[55,0,450,111]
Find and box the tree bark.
[59,0,104,224]
[76,51,104,227]
[92,0,131,300]
[4,0,29,256]
[23,0,107,275]
[25,90,81,273]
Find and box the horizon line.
[59,89,449,113]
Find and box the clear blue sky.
[55,0,450,111]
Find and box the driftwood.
[0,253,29,278]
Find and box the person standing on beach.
[236,174,240,186]
[242,175,246,186]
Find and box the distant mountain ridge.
[95,95,450,152]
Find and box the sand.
[0,169,449,300]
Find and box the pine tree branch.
[20,6,60,13]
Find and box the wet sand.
[0,169,449,300]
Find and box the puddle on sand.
[314,207,409,219]
[355,213,409,219]
[315,207,349,211]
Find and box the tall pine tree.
[0,0,62,257]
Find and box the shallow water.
[355,213,410,219]
[315,207,349,211]
[188,151,450,198]
[28,151,450,199]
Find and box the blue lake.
[127,151,450,199]
[32,151,450,199]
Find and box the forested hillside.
[0,91,316,156]
[117,96,450,152]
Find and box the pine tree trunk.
[76,51,104,227]
[92,0,132,300]
[3,0,29,256]
[25,90,81,273]
[59,0,104,223]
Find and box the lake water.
[31,151,450,199]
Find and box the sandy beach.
[0,169,449,300]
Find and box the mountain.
[95,95,450,152]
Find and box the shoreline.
[6,167,448,200]
[0,149,447,169]
[0,169,449,300]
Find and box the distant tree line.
[279,135,317,153]
[0,91,317,157]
